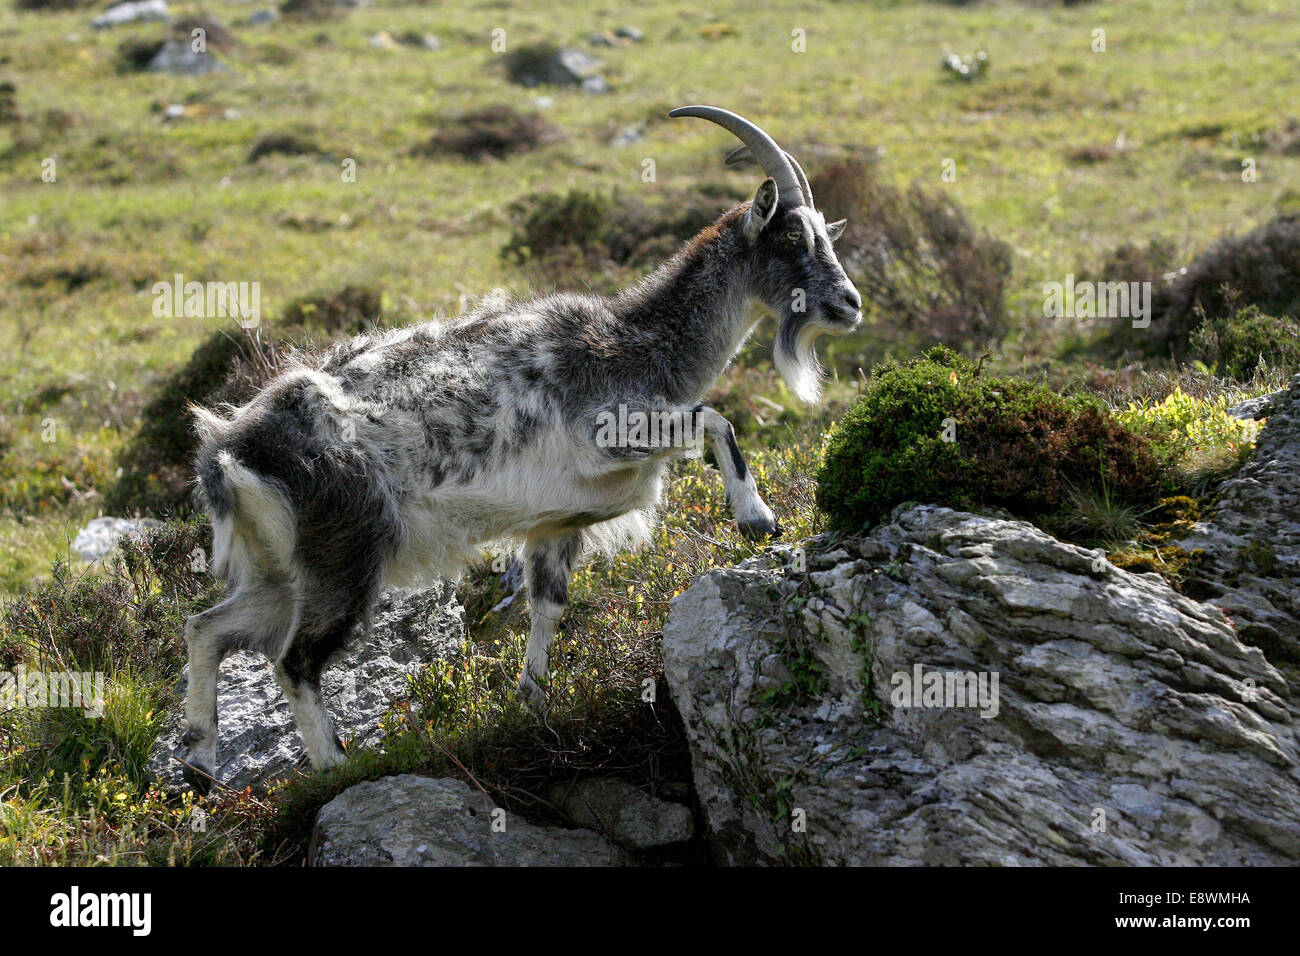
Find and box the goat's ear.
[825,218,847,243]
[744,178,779,243]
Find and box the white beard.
[774,313,833,404]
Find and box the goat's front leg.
[519,532,582,711]
[696,405,780,539]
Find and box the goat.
[179,106,862,793]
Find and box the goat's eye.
[785,231,802,243]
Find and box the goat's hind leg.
[181,585,291,794]
[272,611,358,773]
[519,532,582,711]
[273,566,380,771]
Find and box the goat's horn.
[724,145,814,207]
[670,105,807,207]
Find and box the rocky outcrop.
[310,775,630,866]
[148,584,463,792]
[1178,374,1300,670]
[663,503,1300,865]
[504,46,608,94]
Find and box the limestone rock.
[73,516,163,562]
[664,505,1299,865]
[1178,373,1300,667]
[546,777,693,850]
[310,775,630,866]
[92,0,170,30]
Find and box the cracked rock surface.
[664,501,1300,865]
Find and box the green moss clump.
[816,347,1161,537]
[1237,539,1278,575]
[1110,546,1205,593]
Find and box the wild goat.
[179,106,862,792]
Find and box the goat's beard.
[774,311,831,404]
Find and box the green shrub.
[1114,384,1261,497]
[1190,304,1300,380]
[816,348,1160,538]
[1157,214,1300,354]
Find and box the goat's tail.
[192,406,296,583]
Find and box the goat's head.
[671,105,862,403]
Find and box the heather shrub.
[816,348,1160,538]
[280,284,380,334]
[14,0,97,9]
[501,185,743,290]
[248,131,322,163]
[413,105,562,161]
[1,519,214,677]
[1156,214,1300,354]
[1189,304,1300,380]
[104,328,286,515]
[810,160,1012,349]
[106,283,379,515]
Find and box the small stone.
[311,775,630,866]
[609,124,642,147]
[148,39,226,76]
[92,0,170,31]
[73,516,163,562]
[547,777,693,850]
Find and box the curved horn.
[724,145,814,207]
[670,105,806,207]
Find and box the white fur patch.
[215,450,297,576]
[775,317,833,404]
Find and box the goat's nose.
[843,285,862,312]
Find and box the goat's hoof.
[181,756,215,796]
[312,749,348,772]
[738,516,781,540]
